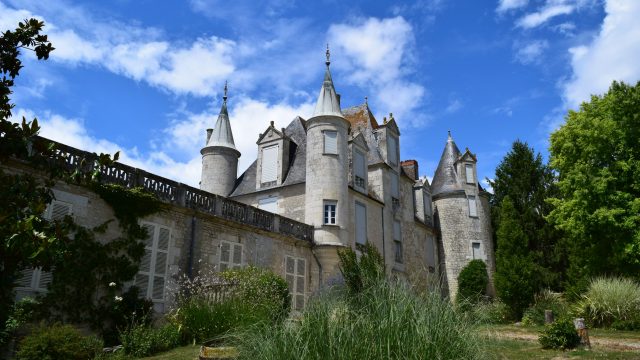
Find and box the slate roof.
[343,103,385,166]
[230,117,307,197]
[313,52,343,118]
[206,94,237,150]
[431,132,463,196]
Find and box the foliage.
[494,197,540,319]
[489,140,565,290]
[233,281,483,360]
[337,241,385,296]
[521,289,568,326]
[574,276,640,328]
[16,323,103,360]
[538,319,581,350]
[466,299,512,325]
[220,266,290,323]
[93,184,163,230]
[456,259,489,305]
[0,297,39,349]
[170,266,290,344]
[548,81,640,294]
[120,322,182,358]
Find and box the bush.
[103,286,154,345]
[234,281,483,359]
[338,242,385,295]
[16,323,103,360]
[538,319,581,350]
[521,290,568,326]
[0,297,39,349]
[467,300,512,325]
[574,276,640,327]
[457,260,488,305]
[119,322,181,357]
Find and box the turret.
[432,131,495,300]
[200,83,241,196]
[304,46,351,283]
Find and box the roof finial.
[447,130,452,140]
[364,96,368,105]
[389,112,394,122]
[325,44,330,66]
[223,81,228,102]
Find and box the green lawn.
[140,345,199,360]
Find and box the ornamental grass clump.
[233,281,482,360]
[521,289,568,326]
[574,276,640,328]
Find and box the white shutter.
[423,194,432,218]
[16,268,35,288]
[136,223,170,302]
[324,131,337,154]
[47,201,72,221]
[387,135,398,165]
[468,196,477,217]
[261,145,278,183]
[393,221,401,241]
[258,197,278,213]
[219,242,231,271]
[391,173,399,198]
[37,270,53,291]
[232,244,243,268]
[355,202,367,245]
[465,164,474,184]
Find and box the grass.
[484,324,640,341]
[484,338,640,359]
[139,344,199,360]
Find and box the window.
[423,193,432,224]
[323,201,337,225]
[391,173,400,211]
[465,164,474,184]
[258,197,278,213]
[324,131,337,154]
[135,223,171,302]
[393,220,402,263]
[16,200,72,293]
[468,195,478,217]
[387,134,398,166]
[285,256,306,310]
[261,145,278,185]
[472,242,482,260]
[219,241,243,271]
[355,202,367,246]
[353,149,366,190]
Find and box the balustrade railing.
[27,136,314,243]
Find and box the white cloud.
[563,0,640,108]
[445,99,463,113]
[497,0,529,13]
[328,17,426,127]
[514,40,549,64]
[517,2,574,29]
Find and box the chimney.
[206,128,213,144]
[401,160,419,181]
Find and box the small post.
[544,310,554,324]
[573,318,591,349]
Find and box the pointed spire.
[206,82,237,150]
[431,131,462,196]
[313,45,343,118]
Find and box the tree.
[494,197,539,319]
[456,259,488,305]
[548,81,640,296]
[489,140,565,289]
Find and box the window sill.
[322,223,339,227]
[322,153,339,156]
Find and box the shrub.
[457,260,488,305]
[468,300,512,325]
[233,281,483,359]
[0,297,39,349]
[119,322,181,357]
[338,242,385,295]
[521,289,568,326]
[538,319,580,350]
[103,286,154,345]
[16,323,103,360]
[574,276,640,327]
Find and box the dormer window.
[465,164,474,184]
[353,149,367,190]
[261,144,278,186]
[387,134,398,166]
[324,131,338,154]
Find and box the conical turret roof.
[312,46,343,118]
[206,83,237,150]
[431,131,462,196]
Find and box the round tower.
[305,47,350,282]
[200,83,241,196]
[432,131,495,300]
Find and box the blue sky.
[2,0,639,189]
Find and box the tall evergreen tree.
[494,197,539,319]
[548,81,640,296]
[489,140,564,289]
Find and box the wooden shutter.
[232,244,243,268]
[391,173,399,198]
[48,201,72,221]
[468,196,477,217]
[423,193,432,219]
[219,242,231,271]
[387,135,398,165]
[393,221,401,241]
[426,235,436,267]
[324,131,337,154]
[261,145,278,183]
[354,150,365,178]
[355,202,367,245]
[16,268,34,288]
[285,256,306,310]
[135,223,170,301]
[465,164,474,184]
[37,270,53,291]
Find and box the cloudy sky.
[2,0,639,189]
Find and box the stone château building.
[14,51,494,311]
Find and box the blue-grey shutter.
[468,196,477,217]
[465,164,474,184]
[387,135,398,165]
[391,173,399,198]
[324,131,337,154]
[355,202,367,245]
[393,221,401,241]
[261,145,278,183]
